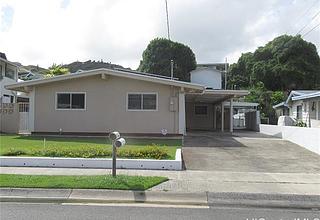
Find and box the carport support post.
[229,98,233,133]
[221,102,224,132]
[213,105,217,130]
[178,90,186,135]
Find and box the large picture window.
[56,93,85,110]
[127,93,157,111]
[5,65,15,80]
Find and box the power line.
[302,23,320,37]
[294,0,319,26]
[296,10,320,35]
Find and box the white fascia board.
[292,92,320,101]
[5,68,205,92]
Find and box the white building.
[190,63,223,89]
[273,90,320,128]
[0,54,19,103]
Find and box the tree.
[45,64,69,77]
[138,38,196,82]
[229,35,320,91]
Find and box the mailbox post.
[109,131,126,177]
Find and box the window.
[195,105,208,115]
[2,94,14,103]
[0,65,3,80]
[5,65,15,80]
[127,93,157,110]
[56,93,85,110]
[296,105,302,119]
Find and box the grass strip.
[0,174,168,190]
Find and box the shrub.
[295,120,307,127]
[118,144,169,160]
[31,144,169,159]
[2,148,26,156]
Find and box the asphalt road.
[0,203,319,220]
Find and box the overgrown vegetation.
[0,135,180,160]
[0,174,168,190]
[229,35,320,124]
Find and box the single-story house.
[4,68,249,135]
[273,90,320,128]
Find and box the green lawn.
[0,174,168,190]
[0,135,181,160]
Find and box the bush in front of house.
[29,144,169,160]
[294,120,307,127]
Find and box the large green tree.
[138,38,196,82]
[229,35,320,91]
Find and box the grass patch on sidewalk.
[0,174,168,190]
[0,135,181,160]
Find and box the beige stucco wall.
[33,75,179,134]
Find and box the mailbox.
[109,131,120,141]
[108,131,126,177]
[114,138,126,148]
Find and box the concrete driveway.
[182,131,320,173]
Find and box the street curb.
[1,188,320,210]
[207,192,320,210]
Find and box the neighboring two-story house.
[0,53,19,103]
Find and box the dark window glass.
[128,94,142,110]
[72,94,85,109]
[297,105,302,119]
[57,93,71,109]
[143,94,157,110]
[195,105,207,115]
[0,65,3,80]
[5,66,15,79]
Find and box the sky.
[0,0,319,69]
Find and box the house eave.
[5,68,205,93]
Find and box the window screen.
[128,93,157,110]
[128,94,142,110]
[57,93,71,109]
[195,105,208,115]
[71,94,85,109]
[143,94,157,110]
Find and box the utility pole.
[170,60,174,80]
[224,57,228,90]
[165,0,171,40]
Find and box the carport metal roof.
[186,89,249,104]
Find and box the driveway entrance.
[182,131,320,173]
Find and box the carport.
[185,89,249,132]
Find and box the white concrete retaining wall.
[0,149,182,170]
[259,124,283,138]
[260,125,320,155]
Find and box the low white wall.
[259,124,283,138]
[0,149,182,171]
[282,126,320,155]
[260,125,320,155]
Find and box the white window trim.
[55,92,86,111]
[126,92,158,112]
[194,104,208,116]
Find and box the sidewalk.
[1,167,320,209]
[1,167,320,195]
